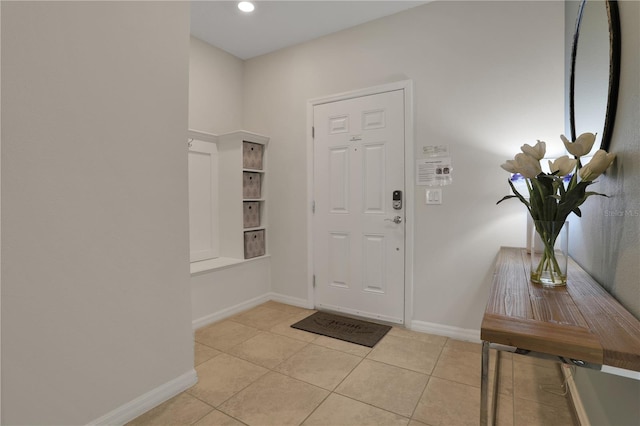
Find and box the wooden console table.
[480,247,640,425]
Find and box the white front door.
[313,89,405,324]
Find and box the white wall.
[566,1,640,424]
[243,1,565,330]
[1,2,193,424]
[189,36,244,134]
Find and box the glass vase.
[530,220,568,287]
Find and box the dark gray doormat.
[291,311,391,347]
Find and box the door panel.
[329,232,350,288]
[362,234,385,293]
[363,143,385,212]
[313,89,405,324]
[329,147,349,212]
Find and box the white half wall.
[191,258,272,329]
[1,2,193,424]
[242,1,565,331]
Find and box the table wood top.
[481,247,640,371]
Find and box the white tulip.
[500,160,519,174]
[579,150,616,181]
[548,155,577,176]
[514,153,542,179]
[521,140,546,160]
[561,133,596,157]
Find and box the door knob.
[385,216,403,224]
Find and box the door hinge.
[312,200,316,213]
[312,126,315,139]
[313,275,316,288]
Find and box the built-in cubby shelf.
[218,130,269,260]
[187,129,269,274]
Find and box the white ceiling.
[190,1,430,60]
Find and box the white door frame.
[306,80,415,326]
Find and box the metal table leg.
[481,341,500,426]
[481,340,490,426]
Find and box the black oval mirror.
[569,0,621,153]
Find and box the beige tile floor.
[128,301,578,426]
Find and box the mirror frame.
[569,0,621,152]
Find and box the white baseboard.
[192,293,272,330]
[410,319,481,343]
[562,364,590,426]
[88,369,197,426]
[268,292,313,310]
[192,293,314,330]
[192,295,481,345]
[95,294,312,425]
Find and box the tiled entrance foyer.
[128,301,577,426]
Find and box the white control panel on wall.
[425,188,442,205]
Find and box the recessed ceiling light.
[238,2,255,13]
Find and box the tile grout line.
[204,312,403,424]
[191,303,578,426]
[192,318,335,425]
[406,336,448,423]
[209,314,426,417]
[292,317,446,423]
[141,305,430,424]
[409,374,432,422]
[297,390,332,426]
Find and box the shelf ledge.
[190,255,270,275]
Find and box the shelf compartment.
[244,229,266,259]
[243,141,264,170]
[243,171,262,199]
[243,201,261,228]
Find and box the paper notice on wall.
[422,145,449,156]
[416,157,452,186]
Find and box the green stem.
[533,222,565,284]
